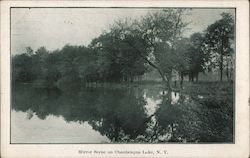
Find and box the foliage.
[90,30,147,82]
[12,53,34,82]
[204,13,235,81]
[11,10,235,90]
[103,9,189,88]
[11,9,235,143]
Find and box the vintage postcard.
[1,0,249,157]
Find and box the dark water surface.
[11,84,233,143]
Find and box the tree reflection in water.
[12,84,233,143]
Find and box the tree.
[12,47,36,82]
[56,45,86,90]
[205,13,234,81]
[31,46,49,81]
[173,38,192,85]
[106,9,188,89]
[12,54,33,82]
[77,48,99,84]
[89,30,147,82]
[183,33,206,82]
[25,46,34,56]
[42,51,61,88]
[189,33,206,80]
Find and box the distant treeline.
[12,9,235,90]
[12,44,147,90]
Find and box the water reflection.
[11,84,233,143]
[11,110,109,143]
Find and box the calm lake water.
[11,84,233,143]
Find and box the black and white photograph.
[10,7,235,144]
[0,1,249,157]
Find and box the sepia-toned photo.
[1,1,249,158]
[11,7,235,144]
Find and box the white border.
[1,1,249,158]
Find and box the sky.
[11,8,235,55]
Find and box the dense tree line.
[12,44,147,90]
[12,9,235,90]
